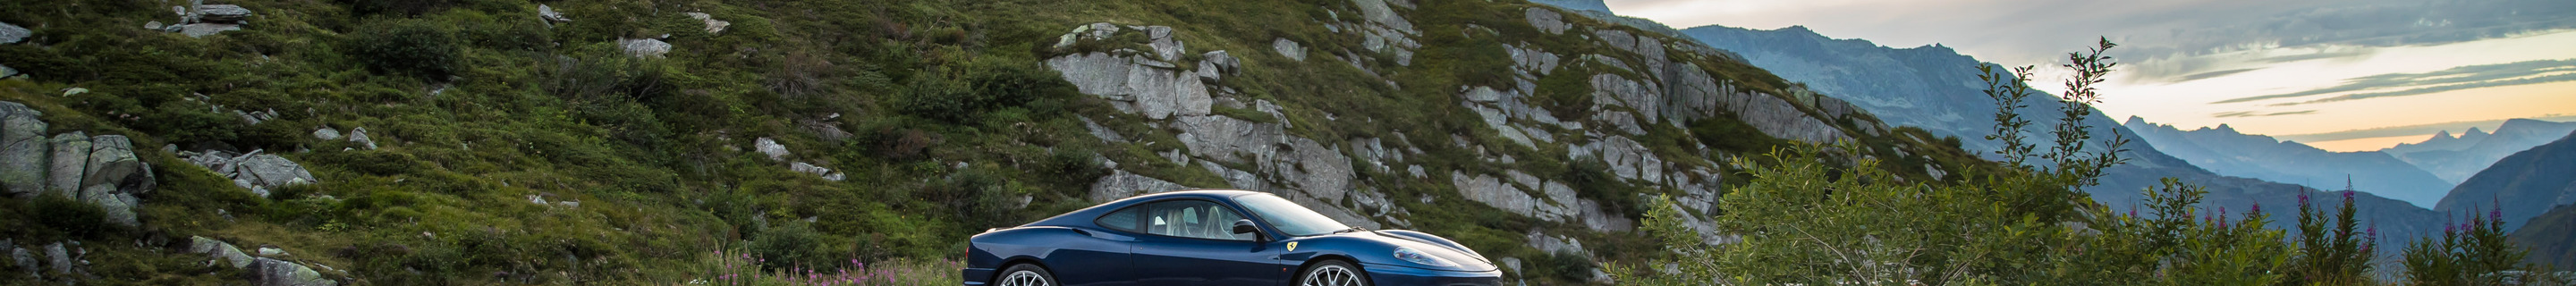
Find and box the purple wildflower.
[2250,203,2261,214]
[2343,191,2354,201]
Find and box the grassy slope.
[0,0,1995,284]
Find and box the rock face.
[0,102,160,228]
[1044,52,1212,120]
[1087,170,1191,203]
[1450,171,1578,223]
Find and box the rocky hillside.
[2385,119,2576,184]
[2437,130,2576,231]
[2123,117,2455,207]
[0,0,1989,284]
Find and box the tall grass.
[688,248,962,286]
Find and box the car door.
[1125,199,1284,286]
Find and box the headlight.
[1393,247,1457,267]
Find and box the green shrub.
[29,192,114,239]
[748,221,834,270]
[341,0,459,16]
[349,20,465,80]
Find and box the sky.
[1602,0,2576,151]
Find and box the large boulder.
[236,154,315,189]
[0,102,46,198]
[1524,7,1568,35]
[189,236,255,268]
[250,257,336,286]
[0,21,29,44]
[617,38,672,58]
[172,23,242,38]
[45,132,88,198]
[1273,38,1306,61]
[753,138,789,161]
[195,4,253,23]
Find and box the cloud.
[1611,0,2576,82]
[2175,68,2260,81]
[2211,59,2576,105]
[2213,110,2320,118]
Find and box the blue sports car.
[962,189,1502,286]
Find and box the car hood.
[1308,231,1497,272]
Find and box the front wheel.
[1297,260,1371,286]
[996,264,1057,286]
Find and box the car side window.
[1097,204,1143,232]
[1104,199,1255,241]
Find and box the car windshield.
[1234,194,1351,236]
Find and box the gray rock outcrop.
[1273,38,1306,61]
[1087,170,1191,203]
[754,138,789,161]
[618,38,672,58]
[189,236,255,268]
[196,4,253,23]
[250,257,337,286]
[345,127,376,149]
[1045,51,1213,120]
[182,149,315,198]
[538,4,572,24]
[44,132,87,198]
[0,21,29,44]
[1524,8,1568,35]
[1,102,46,198]
[1449,171,1577,223]
[173,23,242,38]
[683,13,729,34]
[310,128,341,140]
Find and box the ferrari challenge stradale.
[962,189,1502,286]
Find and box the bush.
[349,20,464,80]
[29,192,114,239]
[898,55,1072,123]
[749,221,833,270]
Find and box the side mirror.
[1232,219,1259,235]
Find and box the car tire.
[1296,260,1371,286]
[996,264,1058,286]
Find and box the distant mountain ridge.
[2436,129,2576,231]
[2384,119,2576,184]
[2123,116,2455,207]
[1671,23,2446,251]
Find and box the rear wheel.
[996,264,1056,286]
[1297,260,1370,286]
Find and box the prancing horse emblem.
[1286,241,1299,251]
